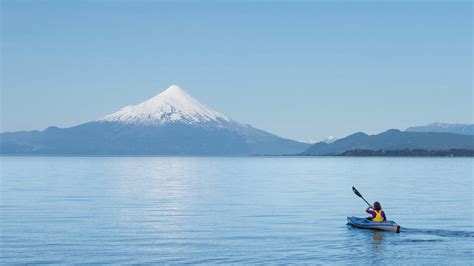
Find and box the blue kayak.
[347,216,400,233]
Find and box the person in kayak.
[366,201,386,222]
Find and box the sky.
[1,0,472,142]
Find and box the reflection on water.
[374,232,383,241]
[371,232,384,255]
[0,156,473,264]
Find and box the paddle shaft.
[360,196,371,207]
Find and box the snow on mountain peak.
[98,85,232,125]
[159,84,188,99]
[321,136,338,143]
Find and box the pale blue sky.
[1,1,472,142]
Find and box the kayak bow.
[347,216,400,233]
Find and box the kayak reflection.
[374,232,383,241]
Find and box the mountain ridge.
[302,129,474,156]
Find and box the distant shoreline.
[300,149,474,157]
[256,149,474,157]
[336,149,474,157]
[2,149,474,157]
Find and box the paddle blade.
[352,186,363,198]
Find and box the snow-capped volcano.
[1,84,310,155]
[100,85,232,126]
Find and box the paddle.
[352,186,371,207]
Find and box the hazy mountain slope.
[406,122,474,135]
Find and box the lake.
[0,156,472,264]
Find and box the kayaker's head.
[373,201,382,211]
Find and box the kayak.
[347,216,400,233]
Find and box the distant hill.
[302,129,474,156]
[0,85,309,155]
[406,122,474,135]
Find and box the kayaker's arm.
[365,206,373,213]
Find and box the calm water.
[0,156,472,264]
